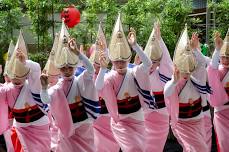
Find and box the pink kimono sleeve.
[158,38,173,80]
[207,65,229,107]
[164,81,179,126]
[99,76,119,122]
[49,85,74,137]
[0,86,9,135]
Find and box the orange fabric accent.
[11,127,24,152]
[179,98,201,107]
[117,95,139,103]
[12,105,38,113]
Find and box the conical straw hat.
[7,30,30,79]
[144,25,163,61]
[108,13,131,61]
[55,21,79,68]
[220,28,229,57]
[44,33,60,76]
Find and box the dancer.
[207,29,229,152]
[164,26,210,152]
[95,14,154,152]
[40,21,98,152]
[0,31,51,152]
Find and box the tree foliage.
[0,0,22,68]
[208,0,229,42]
[1,0,229,65]
[80,0,195,56]
[160,0,193,55]
[24,0,54,52]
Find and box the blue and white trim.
[133,77,157,109]
[75,66,86,77]
[82,97,101,119]
[128,63,136,69]
[31,92,49,114]
[191,80,212,94]
[159,73,171,83]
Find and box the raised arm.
[210,32,223,69]
[190,33,209,80]
[95,50,108,91]
[158,38,173,80]
[164,66,179,98]
[153,23,173,79]
[25,60,42,93]
[210,49,220,69]
[128,28,152,72]
[132,44,152,68]
[95,68,107,91]
[68,38,94,78]
[79,53,94,75]
[40,74,52,104]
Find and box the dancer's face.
[11,78,25,87]
[112,60,128,75]
[60,66,74,78]
[220,56,229,68]
[180,72,190,80]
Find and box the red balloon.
[61,5,80,28]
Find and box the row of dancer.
[0,13,228,152]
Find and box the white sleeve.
[25,60,41,93]
[79,53,95,75]
[193,49,207,66]
[204,56,211,66]
[164,77,177,98]
[95,68,107,90]
[210,49,220,69]
[132,44,152,71]
[191,50,210,81]
[40,89,51,104]
[158,38,173,78]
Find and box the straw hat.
[55,21,79,68]
[220,28,229,57]
[173,25,197,73]
[44,33,60,76]
[108,13,131,61]
[144,26,163,62]
[3,40,15,76]
[7,30,30,79]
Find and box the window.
[193,0,207,9]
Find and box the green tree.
[0,0,22,76]
[121,0,164,46]
[78,0,198,57]
[160,0,194,56]
[24,0,54,52]
[73,0,118,44]
[23,0,86,52]
[208,0,229,50]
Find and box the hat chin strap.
[63,75,74,81]
[13,83,24,88]
[115,67,127,74]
